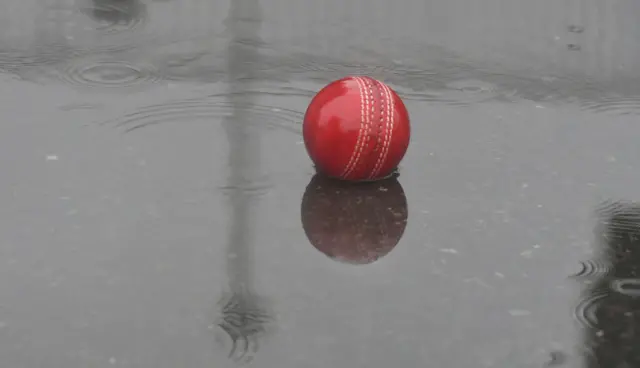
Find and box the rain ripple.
[78,0,147,35]
[43,57,161,91]
[272,53,518,106]
[570,259,612,279]
[208,86,316,99]
[277,58,435,80]
[399,78,518,106]
[43,0,149,55]
[0,45,82,73]
[0,1,147,76]
[573,289,609,329]
[595,200,640,240]
[101,96,304,134]
[581,95,640,116]
[215,293,272,364]
[219,178,272,198]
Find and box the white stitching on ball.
[370,80,394,178]
[343,76,372,179]
[340,77,366,178]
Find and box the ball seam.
[370,80,394,178]
[340,77,367,178]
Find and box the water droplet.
[544,350,567,366]
[508,309,531,317]
[567,25,584,33]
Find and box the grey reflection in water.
[215,0,272,364]
[576,200,640,367]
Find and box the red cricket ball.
[303,76,411,182]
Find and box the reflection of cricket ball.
[303,76,411,182]
[300,173,408,265]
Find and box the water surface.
[2,0,640,367]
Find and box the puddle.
[3,0,640,367]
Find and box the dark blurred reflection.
[85,0,147,26]
[577,200,640,367]
[215,0,272,364]
[300,173,408,265]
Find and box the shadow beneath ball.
[300,173,408,265]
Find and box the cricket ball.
[300,173,408,265]
[303,76,411,182]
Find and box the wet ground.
[2,0,640,367]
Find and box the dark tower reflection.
[301,174,408,265]
[85,0,147,27]
[576,200,640,367]
[215,0,272,364]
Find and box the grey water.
[2,0,640,367]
